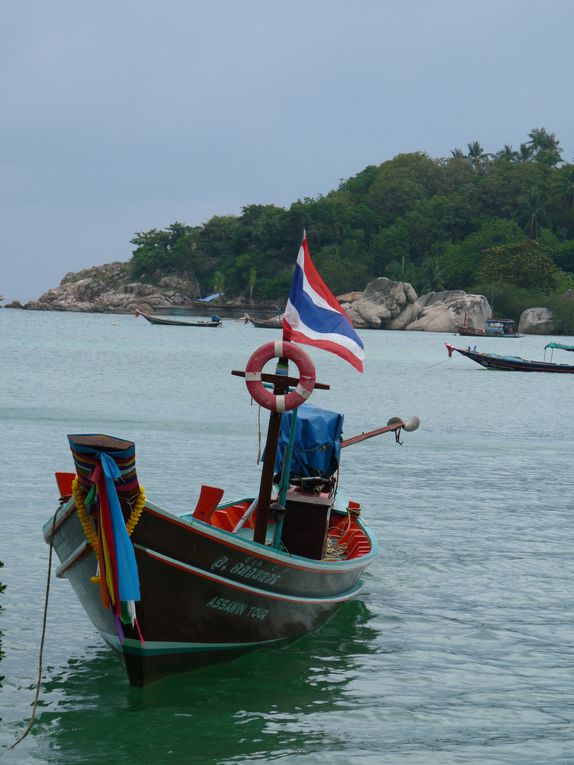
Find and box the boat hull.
[244,314,284,329]
[136,310,221,327]
[451,347,574,373]
[44,498,373,686]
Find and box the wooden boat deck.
[191,498,372,561]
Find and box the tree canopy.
[128,127,574,303]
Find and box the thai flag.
[283,234,365,372]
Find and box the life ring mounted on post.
[245,341,316,412]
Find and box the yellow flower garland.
[72,476,147,554]
[72,477,98,552]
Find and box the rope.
[1,511,57,755]
[427,358,450,369]
[256,403,262,464]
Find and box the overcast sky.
[2,0,573,302]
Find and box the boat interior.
[184,489,372,562]
[55,472,372,564]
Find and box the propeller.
[401,416,420,432]
[341,416,421,448]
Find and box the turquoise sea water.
[1,309,573,764]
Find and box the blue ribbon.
[99,452,141,602]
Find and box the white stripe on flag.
[296,246,336,313]
[285,300,365,361]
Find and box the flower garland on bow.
[72,475,146,554]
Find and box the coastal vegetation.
[129,128,574,329]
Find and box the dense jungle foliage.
[129,128,574,327]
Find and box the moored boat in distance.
[456,318,521,338]
[445,341,574,373]
[244,313,284,329]
[135,308,222,327]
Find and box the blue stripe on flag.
[289,264,364,348]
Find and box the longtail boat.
[445,342,574,373]
[43,340,420,687]
[244,314,284,329]
[44,232,420,687]
[135,308,222,327]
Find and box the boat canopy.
[273,403,344,480]
[544,342,574,352]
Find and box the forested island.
[127,127,574,330]
[13,127,574,332]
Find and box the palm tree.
[466,141,490,172]
[248,266,257,305]
[495,144,518,162]
[527,128,562,166]
[213,271,225,298]
[451,148,465,159]
[556,165,574,210]
[518,143,534,162]
[517,188,552,239]
[420,257,446,293]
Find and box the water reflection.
[32,601,378,764]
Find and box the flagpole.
[255,227,364,546]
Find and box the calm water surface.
[1,310,573,764]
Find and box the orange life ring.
[245,341,316,412]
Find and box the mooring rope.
[1,511,58,756]
[426,358,450,369]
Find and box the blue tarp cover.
[273,403,344,479]
[196,292,222,302]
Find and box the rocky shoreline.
[2,262,556,334]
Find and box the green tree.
[494,144,519,162]
[481,161,549,219]
[553,164,574,211]
[314,240,371,294]
[419,256,446,292]
[439,218,524,289]
[518,143,534,162]
[479,240,558,291]
[527,127,563,166]
[366,152,443,225]
[124,129,572,305]
[213,271,225,296]
[248,266,257,304]
[516,188,552,239]
[130,223,197,279]
[386,256,418,286]
[466,141,490,172]
[370,222,410,274]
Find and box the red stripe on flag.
[300,237,354,320]
[284,326,364,373]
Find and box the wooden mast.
[252,405,285,544]
[231,370,329,546]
